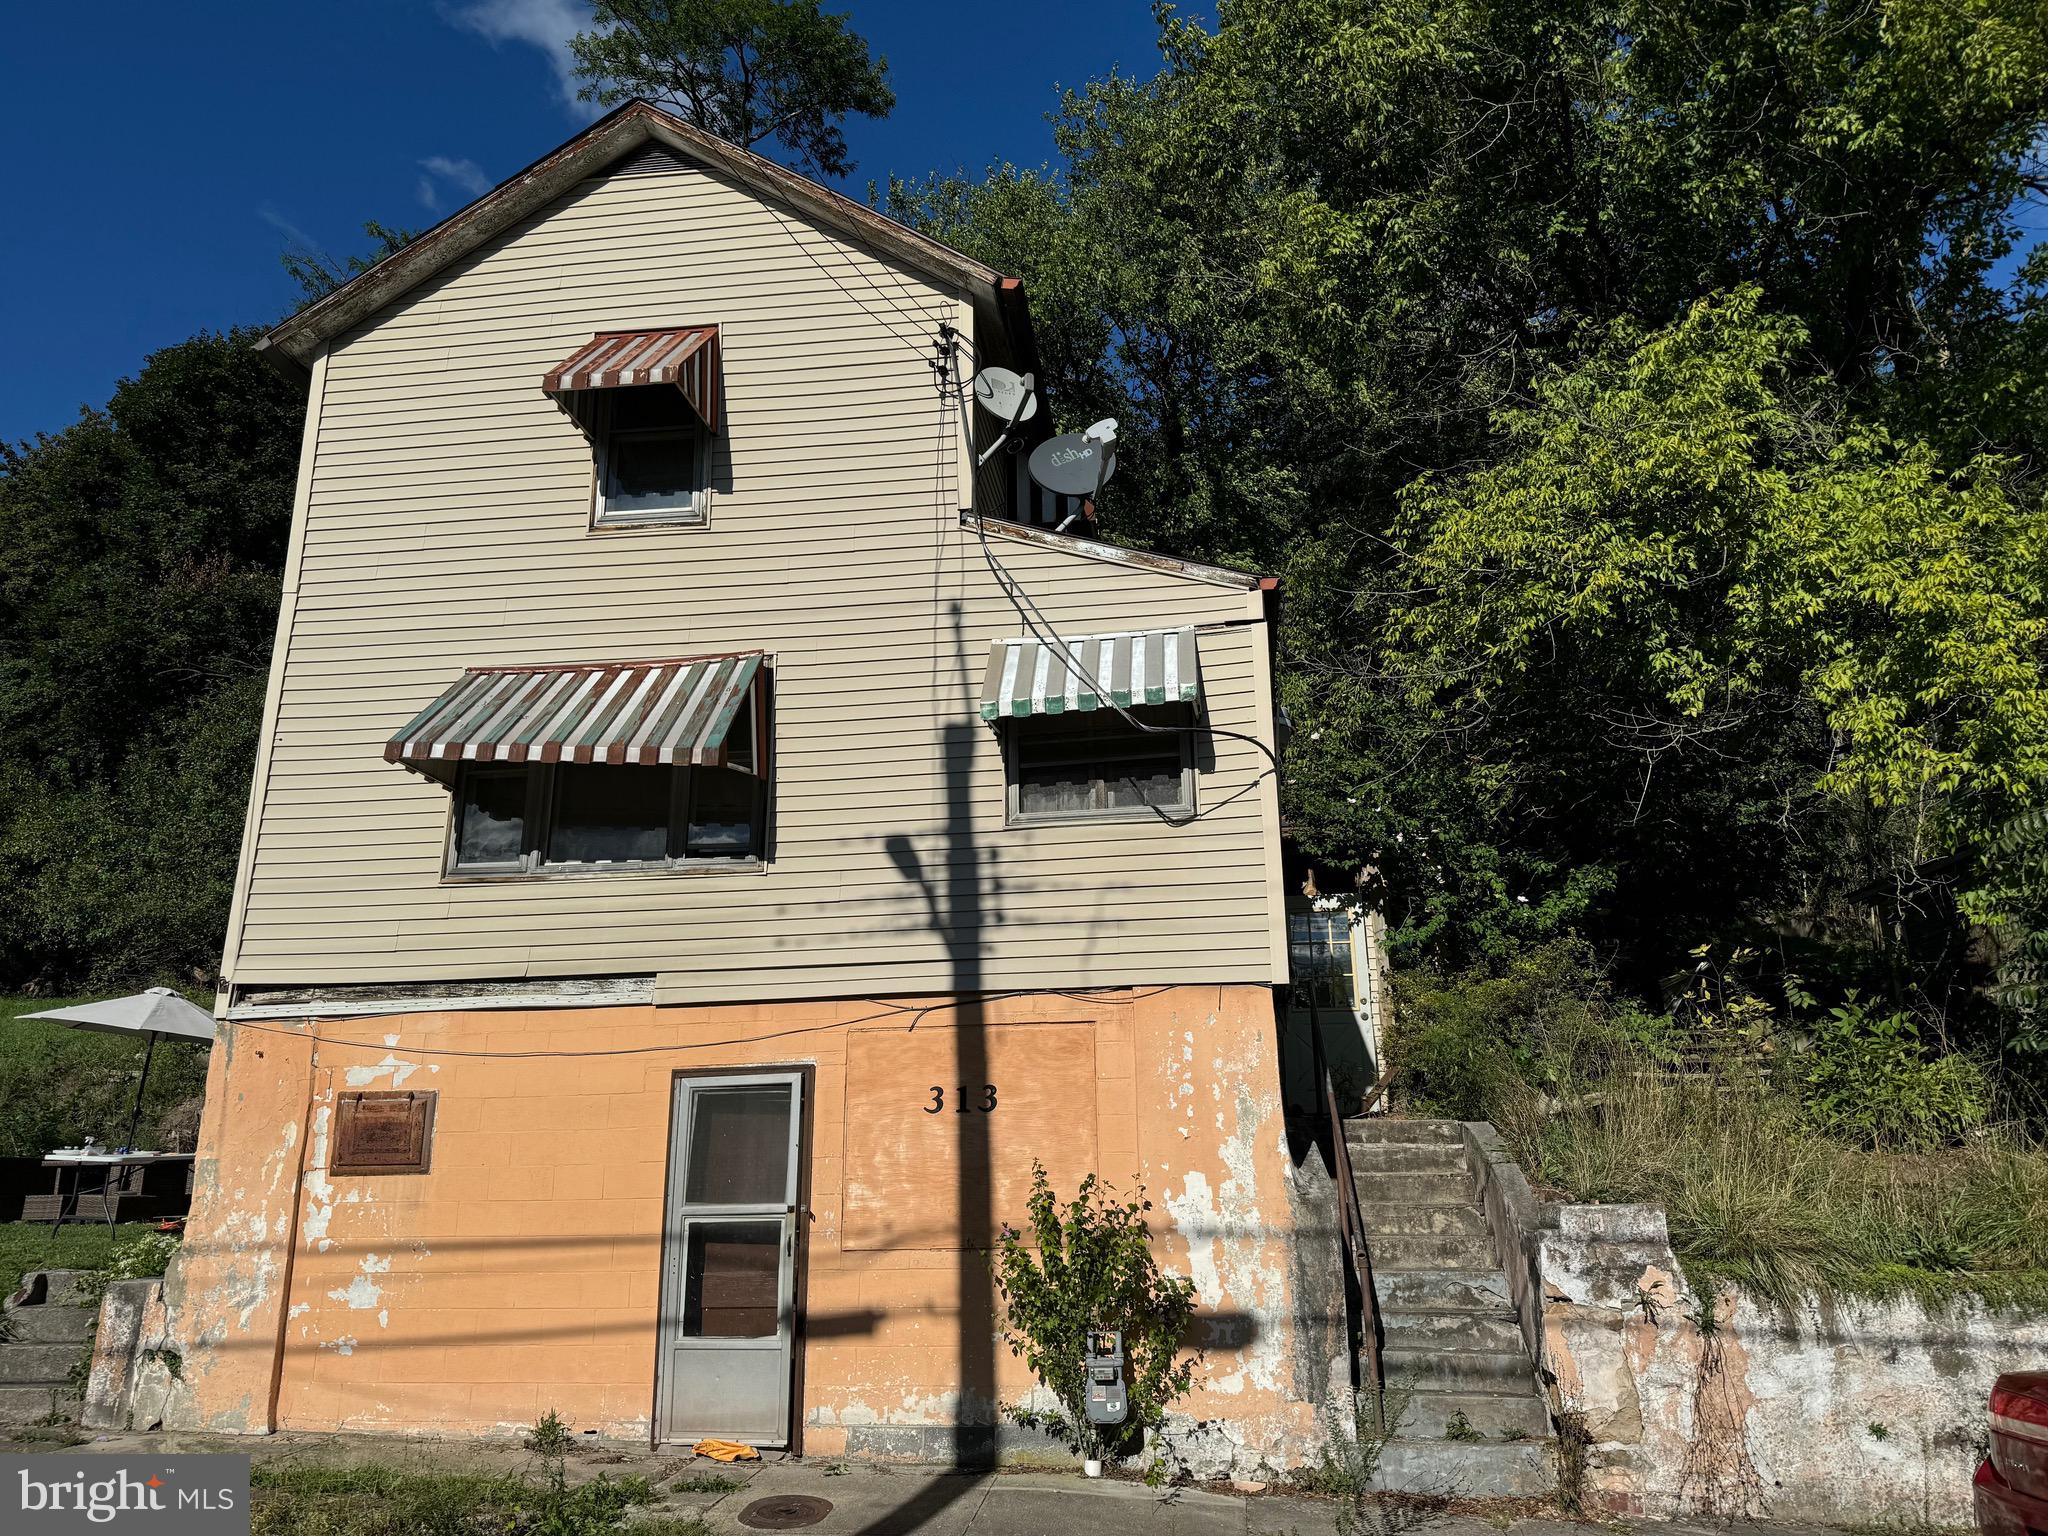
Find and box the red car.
[1979,1373,2048,1536]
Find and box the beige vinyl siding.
[228,146,1280,1004]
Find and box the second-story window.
[1006,706,1194,822]
[595,386,707,527]
[448,746,765,877]
[385,653,771,878]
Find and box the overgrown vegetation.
[992,1162,1197,1459]
[0,331,302,994]
[1390,942,2048,1306]
[0,999,210,1156]
[0,1223,160,1302]
[906,0,2048,1079]
[1291,1384,1410,1535]
[249,1461,701,1536]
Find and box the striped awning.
[979,628,1201,721]
[386,653,764,780]
[542,326,720,432]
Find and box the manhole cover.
[737,1494,834,1530]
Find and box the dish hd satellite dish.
[972,365,1038,424]
[1028,418,1119,499]
[1028,436,1117,498]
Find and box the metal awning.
[979,628,1201,721]
[542,325,720,432]
[386,653,764,780]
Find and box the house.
[157,102,1342,1471]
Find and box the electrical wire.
[224,986,1168,1060]
[942,342,1285,814]
[761,201,940,366]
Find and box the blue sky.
[0,0,1170,441]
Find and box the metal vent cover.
[738,1494,834,1529]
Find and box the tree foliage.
[570,0,894,177]
[904,0,2048,1024]
[0,332,302,990]
[280,219,420,306]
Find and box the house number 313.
[925,1085,997,1113]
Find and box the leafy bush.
[1388,937,1651,1121]
[1796,997,1992,1151]
[1521,1054,2048,1306]
[109,1228,180,1281]
[992,1162,1197,1458]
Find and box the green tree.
[0,331,302,989]
[903,0,2048,1002]
[570,0,894,177]
[280,219,420,306]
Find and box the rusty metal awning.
[542,325,720,432]
[386,653,763,780]
[979,628,1201,721]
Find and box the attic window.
[595,387,706,526]
[541,326,720,530]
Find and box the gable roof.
[259,100,1034,375]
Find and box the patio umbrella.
[18,988,217,1150]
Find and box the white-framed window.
[1288,909,1364,1015]
[592,386,708,528]
[446,706,764,876]
[1003,704,1195,824]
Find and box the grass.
[0,1221,160,1301]
[1501,1064,2048,1309]
[0,994,211,1159]
[250,1461,708,1536]
[666,1472,745,1493]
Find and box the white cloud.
[444,0,596,117]
[417,155,494,210]
[257,206,321,253]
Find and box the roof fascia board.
[260,100,1006,370]
[962,512,1267,591]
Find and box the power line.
[225,987,1172,1060]
[943,342,1285,823]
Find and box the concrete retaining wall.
[1538,1200,2048,1524]
[83,1278,181,1433]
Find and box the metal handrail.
[1310,1003,1394,1434]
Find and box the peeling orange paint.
[161,986,1329,1471]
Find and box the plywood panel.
[840,1021,1096,1251]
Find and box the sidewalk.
[0,1425,1854,1536]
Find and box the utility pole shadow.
[870,600,996,1533]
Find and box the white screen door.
[658,1073,803,1445]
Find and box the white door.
[658,1073,802,1446]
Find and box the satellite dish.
[972,366,1038,424]
[1028,433,1117,499]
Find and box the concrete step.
[1344,1139,1470,1175]
[1346,1118,1464,1145]
[1395,1388,1551,1442]
[0,1343,85,1383]
[0,1382,81,1423]
[1383,1345,1540,1395]
[1367,1233,1500,1270]
[1374,1267,1513,1313]
[1353,1171,1473,1205]
[7,1270,96,1308]
[1382,1308,1526,1354]
[2,1306,98,1344]
[1376,1437,1552,1497]
[1357,1201,1489,1238]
